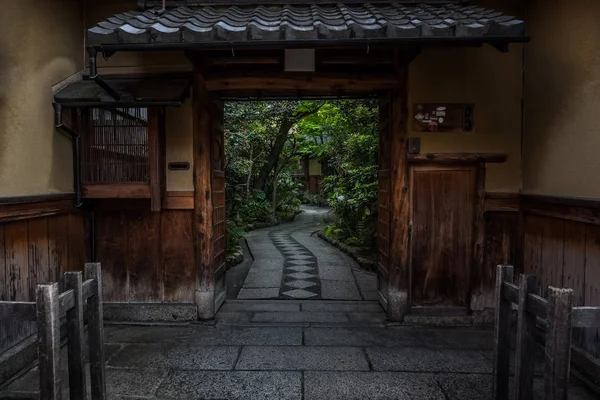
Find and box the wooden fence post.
[493,264,514,400]
[514,274,539,400]
[545,287,573,400]
[85,262,106,400]
[64,271,86,400]
[36,282,61,400]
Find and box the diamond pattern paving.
[285,280,317,289]
[269,229,322,299]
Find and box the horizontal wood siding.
[0,205,86,354]
[522,196,600,358]
[94,209,195,303]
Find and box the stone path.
[237,205,377,300]
[2,300,597,399]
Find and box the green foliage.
[297,99,379,255]
[223,98,379,257]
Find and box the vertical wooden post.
[387,65,411,322]
[514,274,539,400]
[36,282,61,400]
[64,271,86,400]
[493,264,514,400]
[85,262,106,400]
[545,287,573,400]
[148,107,162,212]
[193,71,215,320]
[470,162,487,310]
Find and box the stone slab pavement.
[1,300,598,400]
[236,205,378,301]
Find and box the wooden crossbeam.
[204,73,400,92]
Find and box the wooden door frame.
[191,60,415,321]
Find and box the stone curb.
[316,232,377,273]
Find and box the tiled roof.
[88,3,526,47]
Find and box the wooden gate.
[211,97,227,311]
[377,94,392,310]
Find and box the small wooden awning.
[88,3,526,50]
[54,76,191,107]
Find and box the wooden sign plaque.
[412,103,474,133]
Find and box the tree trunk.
[254,117,294,190]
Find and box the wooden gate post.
[86,262,106,400]
[493,264,513,400]
[514,274,539,400]
[545,287,574,400]
[64,271,86,400]
[36,282,61,400]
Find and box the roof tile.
[87,3,526,46]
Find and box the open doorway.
[222,99,380,301]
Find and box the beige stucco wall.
[522,0,600,198]
[166,100,194,191]
[0,0,84,196]
[409,44,524,192]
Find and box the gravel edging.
[226,245,244,269]
[316,231,378,272]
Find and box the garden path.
[235,205,378,301]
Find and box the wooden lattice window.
[81,107,164,210]
[83,108,149,184]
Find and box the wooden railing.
[0,263,106,400]
[493,264,600,400]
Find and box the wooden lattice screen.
[83,108,149,184]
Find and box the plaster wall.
[0,0,84,196]
[522,0,600,198]
[409,44,524,192]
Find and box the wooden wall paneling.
[127,211,162,301]
[161,211,195,302]
[523,214,543,281]
[583,225,600,357]
[2,220,36,354]
[67,213,85,273]
[27,218,50,299]
[475,212,518,310]
[48,214,70,285]
[95,211,129,301]
[0,224,5,301]
[5,221,29,302]
[562,220,586,306]
[540,216,565,297]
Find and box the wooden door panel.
[410,166,475,307]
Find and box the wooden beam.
[82,184,151,199]
[204,73,400,92]
[485,192,521,213]
[408,153,508,164]
[386,64,410,321]
[0,198,74,223]
[163,191,194,210]
[193,71,215,319]
[148,107,162,212]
